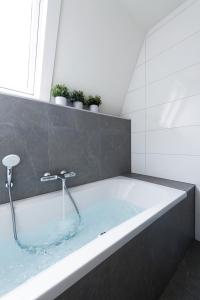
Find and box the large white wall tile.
[132,132,145,153]
[147,63,200,107]
[131,153,146,173]
[136,42,145,66]
[128,64,145,91]
[147,32,200,83]
[130,110,146,132]
[121,0,200,239]
[147,95,200,130]
[146,1,200,60]
[147,126,200,155]
[146,154,200,184]
[122,87,145,114]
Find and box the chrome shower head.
[2,154,21,188]
[2,154,20,168]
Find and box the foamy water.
[0,199,143,296]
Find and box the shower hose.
[7,179,81,252]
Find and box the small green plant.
[70,90,85,103]
[51,84,69,98]
[87,95,102,106]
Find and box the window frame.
[0,0,61,102]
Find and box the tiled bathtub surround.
[121,0,200,239]
[0,94,131,204]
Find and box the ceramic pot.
[55,96,66,106]
[89,104,99,112]
[73,101,83,109]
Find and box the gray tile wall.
[0,94,131,204]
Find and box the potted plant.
[70,90,85,109]
[51,84,70,106]
[87,95,102,112]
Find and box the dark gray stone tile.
[47,104,76,129]
[0,94,48,128]
[0,94,130,203]
[0,123,38,203]
[48,125,102,187]
[57,261,111,300]
[98,114,131,134]
[99,131,131,179]
[160,242,200,300]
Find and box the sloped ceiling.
[119,0,186,31]
[53,0,186,116]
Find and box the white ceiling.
[119,0,186,31]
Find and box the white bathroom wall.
[52,0,144,116]
[121,0,200,239]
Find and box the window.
[0,0,61,101]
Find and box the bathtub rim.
[0,176,187,300]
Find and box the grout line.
[147,0,199,37]
[131,131,146,134]
[131,124,200,135]
[128,85,146,94]
[135,61,146,69]
[131,152,146,155]
[127,62,200,96]
[146,29,200,64]
[123,91,200,115]
[132,151,200,159]
[128,84,146,94]
[147,124,200,132]
[145,152,200,158]
[144,38,147,170]
[148,61,200,86]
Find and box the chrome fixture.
[2,154,20,188]
[2,154,22,247]
[41,170,81,223]
[40,170,76,182]
[1,157,81,251]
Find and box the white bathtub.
[0,176,186,300]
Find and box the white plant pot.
[55,96,66,106]
[89,104,99,113]
[73,101,83,109]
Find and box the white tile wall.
[131,153,146,174]
[146,95,200,130]
[147,127,200,155]
[122,87,145,114]
[146,154,200,184]
[136,42,146,66]
[128,110,146,133]
[146,0,200,60]
[147,31,200,83]
[121,0,200,240]
[132,132,145,153]
[128,64,145,91]
[147,63,200,107]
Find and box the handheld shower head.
[2,154,21,188]
[2,154,20,168]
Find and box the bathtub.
[0,176,187,300]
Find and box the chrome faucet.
[40,170,76,182]
[40,169,81,223]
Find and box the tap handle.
[40,174,58,182]
[64,171,76,178]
